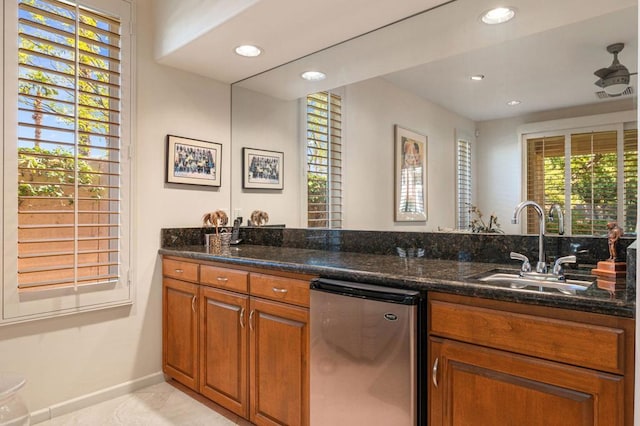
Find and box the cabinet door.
[429,337,624,426]
[250,297,309,426]
[163,278,199,390]
[199,286,249,418]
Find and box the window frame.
[2,0,134,324]
[519,113,636,237]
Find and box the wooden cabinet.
[199,286,249,418]
[162,277,199,390]
[162,256,312,426]
[428,293,635,426]
[250,297,309,426]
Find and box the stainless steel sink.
[474,270,595,295]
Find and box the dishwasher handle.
[311,278,420,305]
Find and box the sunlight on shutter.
[17,0,122,289]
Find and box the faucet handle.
[510,252,532,273]
[552,255,577,278]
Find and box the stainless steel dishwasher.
[310,278,421,426]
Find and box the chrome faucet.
[551,255,576,280]
[512,200,547,273]
[548,203,564,235]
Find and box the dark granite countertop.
[159,244,635,318]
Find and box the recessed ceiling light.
[506,100,521,106]
[301,71,326,81]
[235,45,262,57]
[481,7,515,25]
[470,74,485,81]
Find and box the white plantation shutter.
[623,129,638,233]
[306,91,342,228]
[526,135,565,234]
[456,139,471,230]
[570,131,618,235]
[4,0,132,321]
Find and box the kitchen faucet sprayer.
[512,200,547,273]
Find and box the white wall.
[343,77,476,231]
[231,87,302,227]
[0,0,231,415]
[230,77,476,231]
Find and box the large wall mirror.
[231,0,638,235]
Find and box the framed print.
[243,148,284,190]
[166,135,222,187]
[394,125,427,222]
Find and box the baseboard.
[30,371,166,424]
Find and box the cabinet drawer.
[163,258,199,282]
[250,273,310,307]
[201,265,249,293]
[429,299,625,374]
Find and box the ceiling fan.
[594,43,636,96]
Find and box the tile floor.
[36,381,249,425]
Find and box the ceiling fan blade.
[594,67,611,79]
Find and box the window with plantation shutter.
[306,91,342,228]
[456,139,471,230]
[525,127,637,237]
[3,0,132,322]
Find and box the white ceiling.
[155,0,638,122]
[384,5,638,121]
[154,0,452,83]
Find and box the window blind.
[17,0,122,289]
[623,129,638,234]
[526,129,637,236]
[526,135,565,234]
[570,131,618,235]
[456,139,471,230]
[306,92,342,228]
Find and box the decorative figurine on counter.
[202,210,228,231]
[202,210,229,252]
[249,210,269,227]
[592,221,626,283]
[607,221,624,262]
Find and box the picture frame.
[166,135,222,187]
[394,125,428,222]
[242,148,284,190]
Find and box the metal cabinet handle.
[239,307,245,328]
[217,276,229,282]
[249,309,255,330]
[191,295,197,313]
[175,269,184,273]
[272,287,288,294]
[432,357,439,388]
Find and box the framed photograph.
[394,125,427,222]
[243,148,284,190]
[166,135,222,187]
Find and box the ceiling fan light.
[594,43,633,96]
[603,82,629,96]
